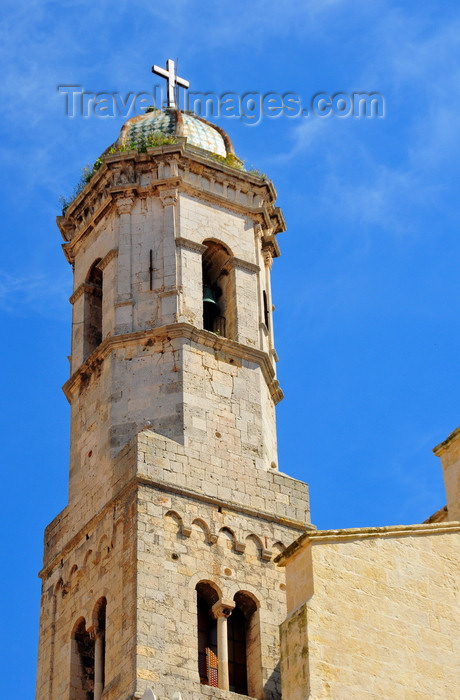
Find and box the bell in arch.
[203,284,222,332]
[203,285,220,308]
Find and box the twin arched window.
[70,597,106,700]
[196,582,261,696]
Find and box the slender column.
[93,629,105,700]
[262,248,275,353]
[115,195,134,301]
[114,195,134,333]
[212,600,235,691]
[159,188,179,324]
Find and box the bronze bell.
[203,285,220,308]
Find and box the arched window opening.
[70,618,94,700]
[202,241,236,339]
[83,260,103,360]
[230,592,262,698]
[196,582,219,687]
[93,597,107,700]
[228,606,248,695]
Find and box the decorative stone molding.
[175,237,207,255]
[261,548,272,561]
[97,248,118,270]
[262,249,273,269]
[232,257,260,274]
[212,599,235,619]
[276,521,460,566]
[115,165,136,185]
[114,196,134,215]
[269,379,284,405]
[159,188,178,207]
[69,283,87,305]
[157,285,182,298]
[87,626,104,641]
[62,323,283,404]
[254,223,264,240]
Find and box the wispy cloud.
[0,270,69,319]
[269,3,460,238]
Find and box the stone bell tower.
[36,65,311,700]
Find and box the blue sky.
[1,1,459,696]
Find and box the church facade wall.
[279,523,460,700]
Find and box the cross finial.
[152,59,190,109]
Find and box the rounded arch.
[217,526,237,551]
[202,240,236,339]
[195,579,221,606]
[234,589,259,617]
[191,517,213,544]
[83,258,103,359]
[83,549,93,568]
[71,615,87,638]
[69,564,79,580]
[97,533,110,560]
[202,238,233,258]
[164,509,186,538]
[92,596,107,631]
[230,590,263,697]
[245,533,264,557]
[196,580,220,688]
[70,615,95,697]
[112,517,124,547]
[272,541,286,556]
[53,578,64,595]
[85,258,103,283]
[165,509,183,525]
[188,572,223,597]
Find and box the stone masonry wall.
[280,523,460,700]
[39,429,310,700]
[134,429,310,700]
[36,485,138,700]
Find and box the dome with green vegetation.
[117,108,233,157]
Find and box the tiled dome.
[118,108,233,157]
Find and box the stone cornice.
[433,426,460,455]
[262,250,273,269]
[97,248,118,270]
[69,283,86,305]
[276,520,460,566]
[158,187,178,207]
[232,257,260,274]
[114,194,135,214]
[58,145,284,255]
[137,471,309,534]
[62,323,282,404]
[39,466,311,579]
[175,237,207,255]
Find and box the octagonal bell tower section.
[58,109,285,523]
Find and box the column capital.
[254,223,264,239]
[87,625,105,641]
[262,249,273,269]
[212,599,235,619]
[114,195,134,215]
[159,188,178,207]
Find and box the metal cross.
[152,59,190,109]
